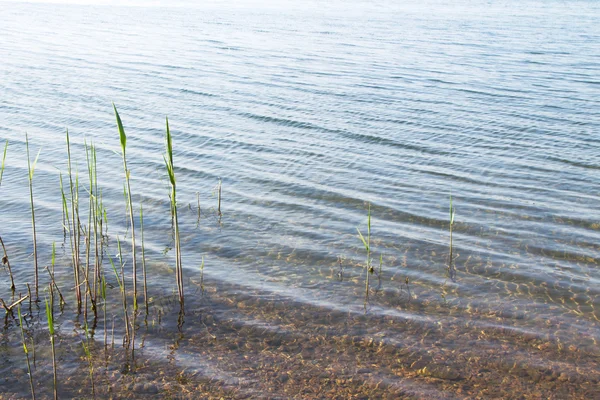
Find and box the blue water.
[0,0,599,397]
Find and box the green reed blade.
[45,298,54,336]
[166,117,173,170]
[113,103,127,154]
[356,228,369,252]
[114,107,138,311]
[18,305,36,399]
[0,140,7,187]
[108,253,123,292]
[450,194,455,224]
[26,134,40,298]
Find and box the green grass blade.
[356,228,369,252]
[166,117,173,168]
[26,134,41,180]
[113,103,127,154]
[0,140,7,187]
[164,155,175,186]
[108,253,123,292]
[449,195,455,224]
[45,298,54,336]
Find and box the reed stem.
[26,134,40,300]
[66,130,82,310]
[140,203,148,314]
[114,105,138,312]
[45,266,66,308]
[448,195,456,281]
[45,296,58,400]
[357,203,372,312]
[0,139,7,187]
[217,178,222,216]
[18,306,36,400]
[164,117,184,309]
[0,236,16,291]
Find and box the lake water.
[1,0,599,397]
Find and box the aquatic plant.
[81,322,96,398]
[0,235,16,291]
[45,267,67,308]
[0,109,227,396]
[66,130,83,310]
[114,104,139,312]
[18,305,36,400]
[199,256,205,295]
[100,275,108,355]
[0,139,7,187]
[45,296,58,400]
[140,203,149,313]
[84,141,102,318]
[164,117,184,309]
[113,235,131,346]
[357,203,373,311]
[26,134,41,299]
[217,177,222,217]
[448,194,456,281]
[0,142,16,290]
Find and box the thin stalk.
[92,145,101,311]
[0,294,28,314]
[81,323,95,398]
[44,267,66,308]
[27,283,32,312]
[45,296,58,400]
[448,195,456,281]
[140,203,148,314]
[59,173,69,240]
[199,257,205,295]
[66,130,82,310]
[84,233,91,320]
[0,143,11,289]
[110,236,130,345]
[164,117,184,308]
[0,236,15,291]
[114,105,138,312]
[0,139,7,187]
[83,142,97,317]
[101,275,107,356]
[357,203,372,312]
[26,134,41,299]
[18,306,36,400]
[217,178,222,216]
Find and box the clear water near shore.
[0,0,599,397]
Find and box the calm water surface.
[0,0,599,397]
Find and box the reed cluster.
[0,106,225,398]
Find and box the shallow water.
[0,0,599,397]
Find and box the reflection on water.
[0,0,599,397]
